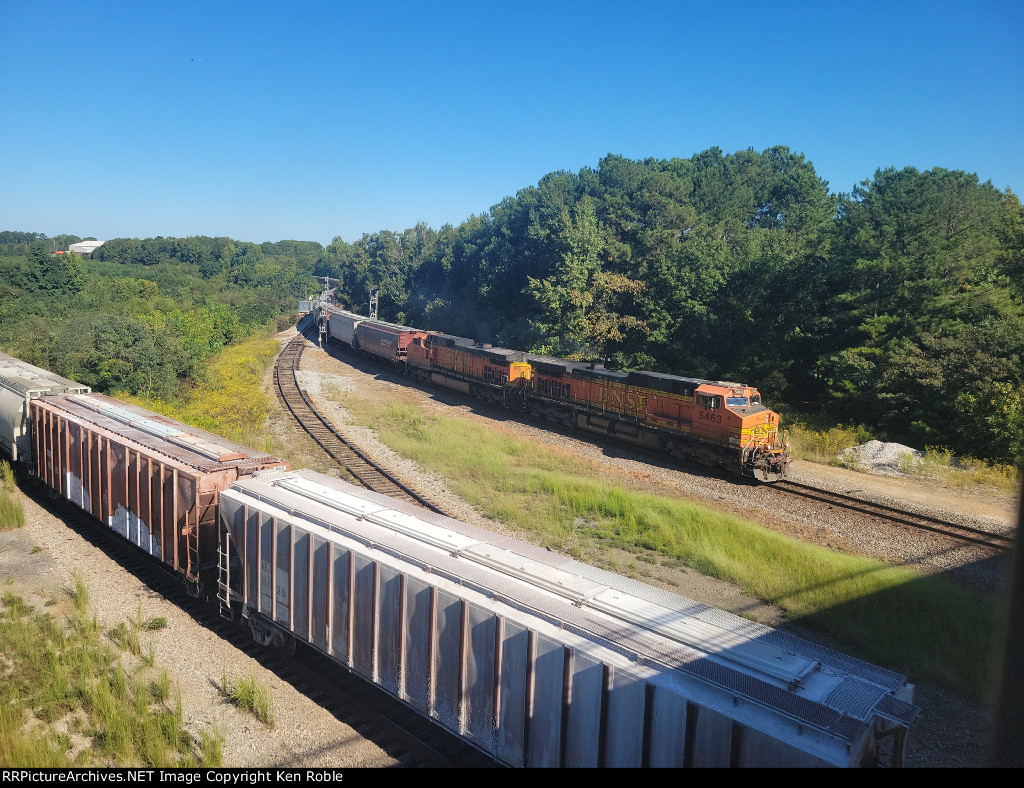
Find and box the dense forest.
[0,232,319,400]
[2,145,1022,468]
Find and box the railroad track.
[771,478,1015,551]
[32,489,495,768]
[300,327,1013,556]
[274,327,446,515]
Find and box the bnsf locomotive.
[319,304,790,481]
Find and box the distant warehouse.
[68,240,105,258]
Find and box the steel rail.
[274,326,447,516]
[772,478,1014,550]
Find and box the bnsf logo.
[379,338,393,346]
[598,386,648,411]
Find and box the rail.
[771,479,1014,550]
[274,324,447,515]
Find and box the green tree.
[527,197,647,359]
[818,167,1023,463]
[26,242,84,295]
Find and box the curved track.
[303,320,1012,555]
[771,479,1014,551]
[274,326,446,515]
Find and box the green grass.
[116,330,282,450]
[897,446,1022,491]
[785,418,1021,493]
[112,334,1008,700]
[68,572,89,614]
[0,461,25,531]
[330,390,1007,700]
[785,421,872,466]
[219,670,274,726]
[0,590,222,767]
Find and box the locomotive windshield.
[726,396,749,407]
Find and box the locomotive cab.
[696,382,789,480]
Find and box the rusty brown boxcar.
[30,392,289,595]
[352,319,427,365]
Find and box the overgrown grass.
[785,421,872,466]
[0,461,25,531]
[68,572,89,614]
[103,330,1009,699]
[219,670,274,726]
[331,390,1007,700]
[108,605,167,663]
[0,589,221,767]
[898,446,1021,491]
[117,331,282,449]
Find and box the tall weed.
[1,582,205,766]
[0,461,25,531]
[785,421,870,466]
[117,332,281,447]
[68,573,89,614]
[219,670,274,726]
[899,447,1021,491]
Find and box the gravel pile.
[294,332,1020,769]
[841,440,924,475]
[294,335,1019,596]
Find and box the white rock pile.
[840,440,924,476]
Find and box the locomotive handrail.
[322,306,790,481]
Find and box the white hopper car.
[0,351,90,466]
[217,468,920,768]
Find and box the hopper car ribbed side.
[352,319,428,365]
[218,468,919,768]
[28,392,289,595]
[0,351,91,466]
[325,307,364,348]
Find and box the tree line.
[3,146,1021,468]
[314,147,1023,468]
[0,236,319,401]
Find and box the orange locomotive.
[406,332,532,408]
[526,357,788,480]
[322,304,789,481]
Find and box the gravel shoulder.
[0,491,398,768]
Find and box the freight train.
[0,351,919,767]
[0,351,289,596]
[317,303,790,481]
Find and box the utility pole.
[369,290,378,320]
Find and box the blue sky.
[2,1,1021,246]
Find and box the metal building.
[68,240,105,257]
